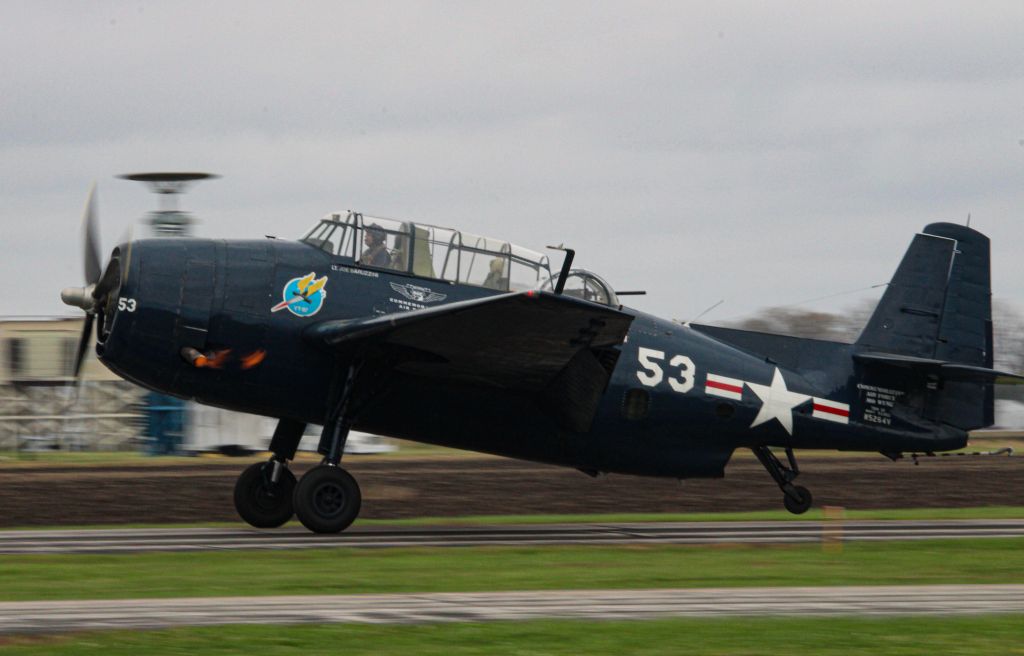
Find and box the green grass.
[3,616,1023,655]
[0,450,196,467]
[0,444,471,467]
[2,538,1023,602]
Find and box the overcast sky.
[3,1,1023,325]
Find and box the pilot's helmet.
[366,223,385,245]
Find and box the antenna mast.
[119,172,218,237]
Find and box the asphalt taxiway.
[2,519,1023,554]
[2,585,1023,633]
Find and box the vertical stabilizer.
[856,222,993,430]
[856,223,991,362]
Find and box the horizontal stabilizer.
[854,351,1024,385]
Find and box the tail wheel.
[233,462,296,528]
[293,465,362,534]
[783,485,813,515]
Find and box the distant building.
[0,317,144,451]
[0,317,116,383]
[0,317,395,454]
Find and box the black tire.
[233,462,296,528]
[783,485,813,515]
[293,465,362,534]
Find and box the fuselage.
[97,237,968,479]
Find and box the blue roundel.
[279,276,326,317]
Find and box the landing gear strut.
[752,445,813,515]
[293,363,363,534]
[234,418,306,528]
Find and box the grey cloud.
[2,1,1023,323]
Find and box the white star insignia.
[745,367,810,435]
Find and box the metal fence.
[0,381,146,452]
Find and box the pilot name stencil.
[332,264,379,278]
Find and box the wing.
[305,291,635,431]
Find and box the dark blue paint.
[97,235,970,481]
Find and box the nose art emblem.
[271,272,328,317]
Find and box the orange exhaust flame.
[240,349,267,370]
[201,349,231,369]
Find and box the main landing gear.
[233,459,297,528]
[752,445,813,515]
[234,364,364,533]
[233,418,305,529]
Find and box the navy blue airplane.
[61,190,1023,533]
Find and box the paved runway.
[2,585,1022,633]
[2,519,1023,554]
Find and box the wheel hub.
[312,482,347,517]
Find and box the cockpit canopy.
[547,270,620,307]
[301,211,553,292]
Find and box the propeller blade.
[82,183,102,285]
[73,313,95,379]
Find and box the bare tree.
[724,299,1024,374]
[725,300,874,344]
[724,300,1024,408]
[993,300,1024,374]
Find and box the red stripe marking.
[813,403,849,418]
[706,380,743,394]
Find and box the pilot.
[482,258,507,290]
[389,233,409,271]
[361,224,390,267]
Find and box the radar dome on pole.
[119,172,219,237]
